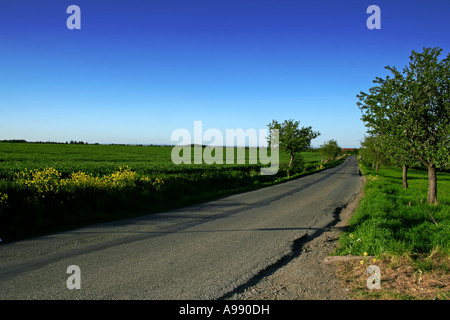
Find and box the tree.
[320,139,343,162]
[357,73,417,188]
[381,134,417,188]
[359,135,389,172]
[357,47,450,203]
[267,119,320,168]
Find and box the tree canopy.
[357,47,449,203]
[267,119,320,168]
[320,139,343,162]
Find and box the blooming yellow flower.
[373,258,377,263]
[363,252,368,256]
[0,192,8,205]
[360,260,365,265]
[13,166,162,200]
[15,167,62,196]
[140,176,152,184]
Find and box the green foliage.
[320,139,343,162]
[357,47,449,170]
[357,47,450,203]
[267,119,320,167]
[359,135,391,170]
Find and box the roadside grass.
[334,161,450,300]
[0,143,340,243]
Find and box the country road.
[0,156,363,300]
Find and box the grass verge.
[333,161,450,300]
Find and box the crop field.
[0,142,325,178]
[0,143,256,179]
[0,142,337,242]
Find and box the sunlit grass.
[336,161,450,256]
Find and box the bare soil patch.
[336,251,450,300]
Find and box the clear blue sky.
[1,0,449,147]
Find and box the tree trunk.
[289,154,294,168]
[402,165,408,189]
[375,163,379,172]
[428,163,437,204]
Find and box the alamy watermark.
[66,265,81,289]
[66,5,81,30]
[366,5,381,30]
[367,265,381,289]
[66,5,381,31]
[170,121,279,175]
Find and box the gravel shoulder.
[226,185,364,300]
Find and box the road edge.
[224,175,366,300]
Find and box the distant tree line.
[67,140,88,145]
[0,139,93,145]
[0,139,28,143]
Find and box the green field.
[0,142,323,179]
[0,142,337,242]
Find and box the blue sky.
[0,0,449,147]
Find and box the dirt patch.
[336,252,450,300]
[226,190,364,300]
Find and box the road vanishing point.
[0,156,363,299]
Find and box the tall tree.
[357,47,450,203]
[382,135,417,189]
[267,119,320,168]
[358,73,416,187]
[320,139,343,162]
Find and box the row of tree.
[357,47,449,204]
[0,140,94,145]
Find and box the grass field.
[334,160,450,300]
[0,142,323,179]
[0,142,338,242]
[336,162,450,256]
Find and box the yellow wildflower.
[15,167,61,196]
[0,192,8,205]
[140,176,152,183]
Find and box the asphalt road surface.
[0,156,363,299]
